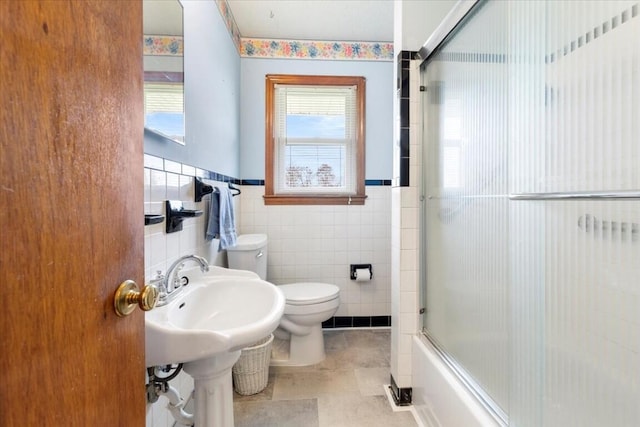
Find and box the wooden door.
[0,1,145,425]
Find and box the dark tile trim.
[143,155,392,189]
[400,158,410,187]
[321,319,334,328]
[143,153,240,184]
[395,50,417,188]
[322,315,391,329]
[364,179,392,186]
[353,317,372,327]
[371,316,392,327]
[389,374,412,406]
[241,179,266,186]
[334,316,354,328]
[399,129,410,158]
[241,179,391,186]
[399,99,410,128]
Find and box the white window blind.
[273,84,358,194]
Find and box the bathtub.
[411,335,503,427]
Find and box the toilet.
[226,234,340,366]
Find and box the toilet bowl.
[272,282,340,366]
[226,234,340,366]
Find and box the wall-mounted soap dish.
[144,214,165,226]
[165,200,203,233]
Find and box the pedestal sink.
[145,268,285,427]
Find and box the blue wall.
[239,58,394,180]
[144,1,241,178]
[143,3,394,181]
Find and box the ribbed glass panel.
[421,1,639,426]
[542,200,640,426]
[508,2,547,424]
[537,2,639,426]
[422,0,510,414]
[541,1,639,193]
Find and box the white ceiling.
[143,0,183,35]
[226,0,394,42]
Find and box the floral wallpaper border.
[215,0,393,61]
[240,38,394,61]
[216,0,242,50]
[144,2,395,61]
[143,35,183,56]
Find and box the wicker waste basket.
[232,334,274,395]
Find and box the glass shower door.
[420,1,640,425]
[421,0,511,418]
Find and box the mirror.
[143,0,185,145]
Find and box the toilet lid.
[279,283,340,305]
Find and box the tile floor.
[232,329,417,427]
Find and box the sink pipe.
[159,386,195,426]
[147,365,194,426]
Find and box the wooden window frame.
[264,74,367,205]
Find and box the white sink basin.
[145,270,285,367]
[182,265,260,281]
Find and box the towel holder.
[194,177,213,202]
[227,182,241,197]
[194,177,241,202]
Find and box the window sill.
[263,194,367,205]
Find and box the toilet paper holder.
[350,264,373,280]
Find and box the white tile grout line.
[382,384,427,427]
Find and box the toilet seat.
[278,283,339,305]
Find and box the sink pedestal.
[183,351,241,427]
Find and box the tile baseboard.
[322,315,391,329]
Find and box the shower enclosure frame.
[416,0,640,426]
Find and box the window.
[143,71,184,144]
[264,75,366,205]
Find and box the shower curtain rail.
[509,190,640,200]
[416,0,481,62]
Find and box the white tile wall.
[238,185,392,317]
[144,155,393,425]
[143,155,235,427]
[390,59,422,389]
[144,165,231,281]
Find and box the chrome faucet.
[158,255,210,306]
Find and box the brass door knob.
[114,280,159,317]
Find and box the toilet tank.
[226,234,268,280]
